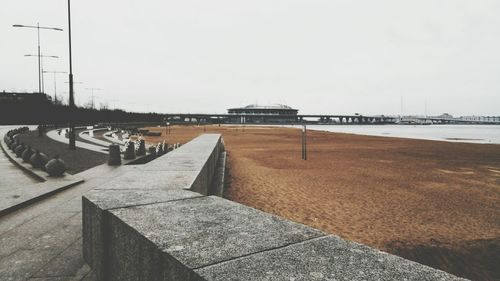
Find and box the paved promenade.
[0,126,39,192]
[46,129,108,155]
[0,163,133,280]
[0,151,38,192]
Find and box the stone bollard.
[136,139,146,156]
[30,150,49,169]
[21,146,34,162]
[37,125,44,137]
[45,156,67,177]
[10,139,19,151]
[108,144,122,165]
[123,142,136,160]
[156,143,164,155]
[148,146,157,157]
[15,143,26,157]
[5,136,12,147]
[161,140,167,154]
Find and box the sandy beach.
[142,125,500,280]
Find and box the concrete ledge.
[195,235,463,281]
[82,134,466,281]
[0,177,83,217]
[139,134,223,195]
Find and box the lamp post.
[25,54,59,94]
[13,23,63,94]
[67,0,77,149]
[64,81,83,106]
[43,70,67,103]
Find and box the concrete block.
[107,196,324,280]
[108,218,163,281]
[82,189,201,281]
[194,235,466,281]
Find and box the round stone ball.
[30,150,49,169]
[15,144,26,157]
[21,146,34,162]
[45,157,67,177]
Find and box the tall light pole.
[64,81,83,106]
[13,23,63,94]
[67,0,76,149]
[25,54,59,94]
[43,70,67,103]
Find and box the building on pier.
[227,104,298,123]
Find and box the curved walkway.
[46,129,108,154]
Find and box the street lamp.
[13,23,63,94]
[64,81,83,106]
[25,54,59,94]
[43,70,67,103]
[67,0,76,149]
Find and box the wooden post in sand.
[302,125,307,160]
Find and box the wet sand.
[143,125,500,280]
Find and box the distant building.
[227,104,298,123]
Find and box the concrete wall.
[82,134,466,281]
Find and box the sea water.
[286,124,500,144]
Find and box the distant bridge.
[164,113,500,125]
[165,113,397,125]
[403,117,500,125]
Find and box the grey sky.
[1,0,499,116]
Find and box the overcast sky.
[1,0,499,116]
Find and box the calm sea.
[285,124,500,144]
